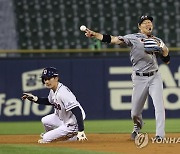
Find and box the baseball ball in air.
[80,25,87,31]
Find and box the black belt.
[136,70,158,77]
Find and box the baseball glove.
[144,38,162,54]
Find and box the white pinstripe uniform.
[41,82,86,142]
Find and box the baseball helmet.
[138,15,153,25]
[41,67,59,84]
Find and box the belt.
[136,70,158,77]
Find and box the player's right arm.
[85,28,124,45]
[22,93,52,105]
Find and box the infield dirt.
[0,133,180,154]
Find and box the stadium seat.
[13,0,180,49]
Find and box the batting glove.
[77,131,88,141]
[22,93,38,102]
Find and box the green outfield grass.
[0,119,180,135]
[0,119,179,154]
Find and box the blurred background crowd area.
[0,0,180,50]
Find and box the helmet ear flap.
[41,77,45,84]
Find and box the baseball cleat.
[131,131,139,140]
[154,136,163,142]
[38,139,49,144]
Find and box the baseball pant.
[41,113,78,142]
[131,71,165,137]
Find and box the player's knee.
[41,116,47,124]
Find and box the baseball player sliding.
[82,15,170,141]
[22,67,87,143]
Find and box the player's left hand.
[77,131,88,141]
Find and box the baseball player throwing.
[22,67,87,143]
[83,15,170,141]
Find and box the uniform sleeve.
[36,97,52,105]
[34,91,53,105]
[60,87,79,111]
[118,34,134,46]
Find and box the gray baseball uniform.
[118,33,165,137]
